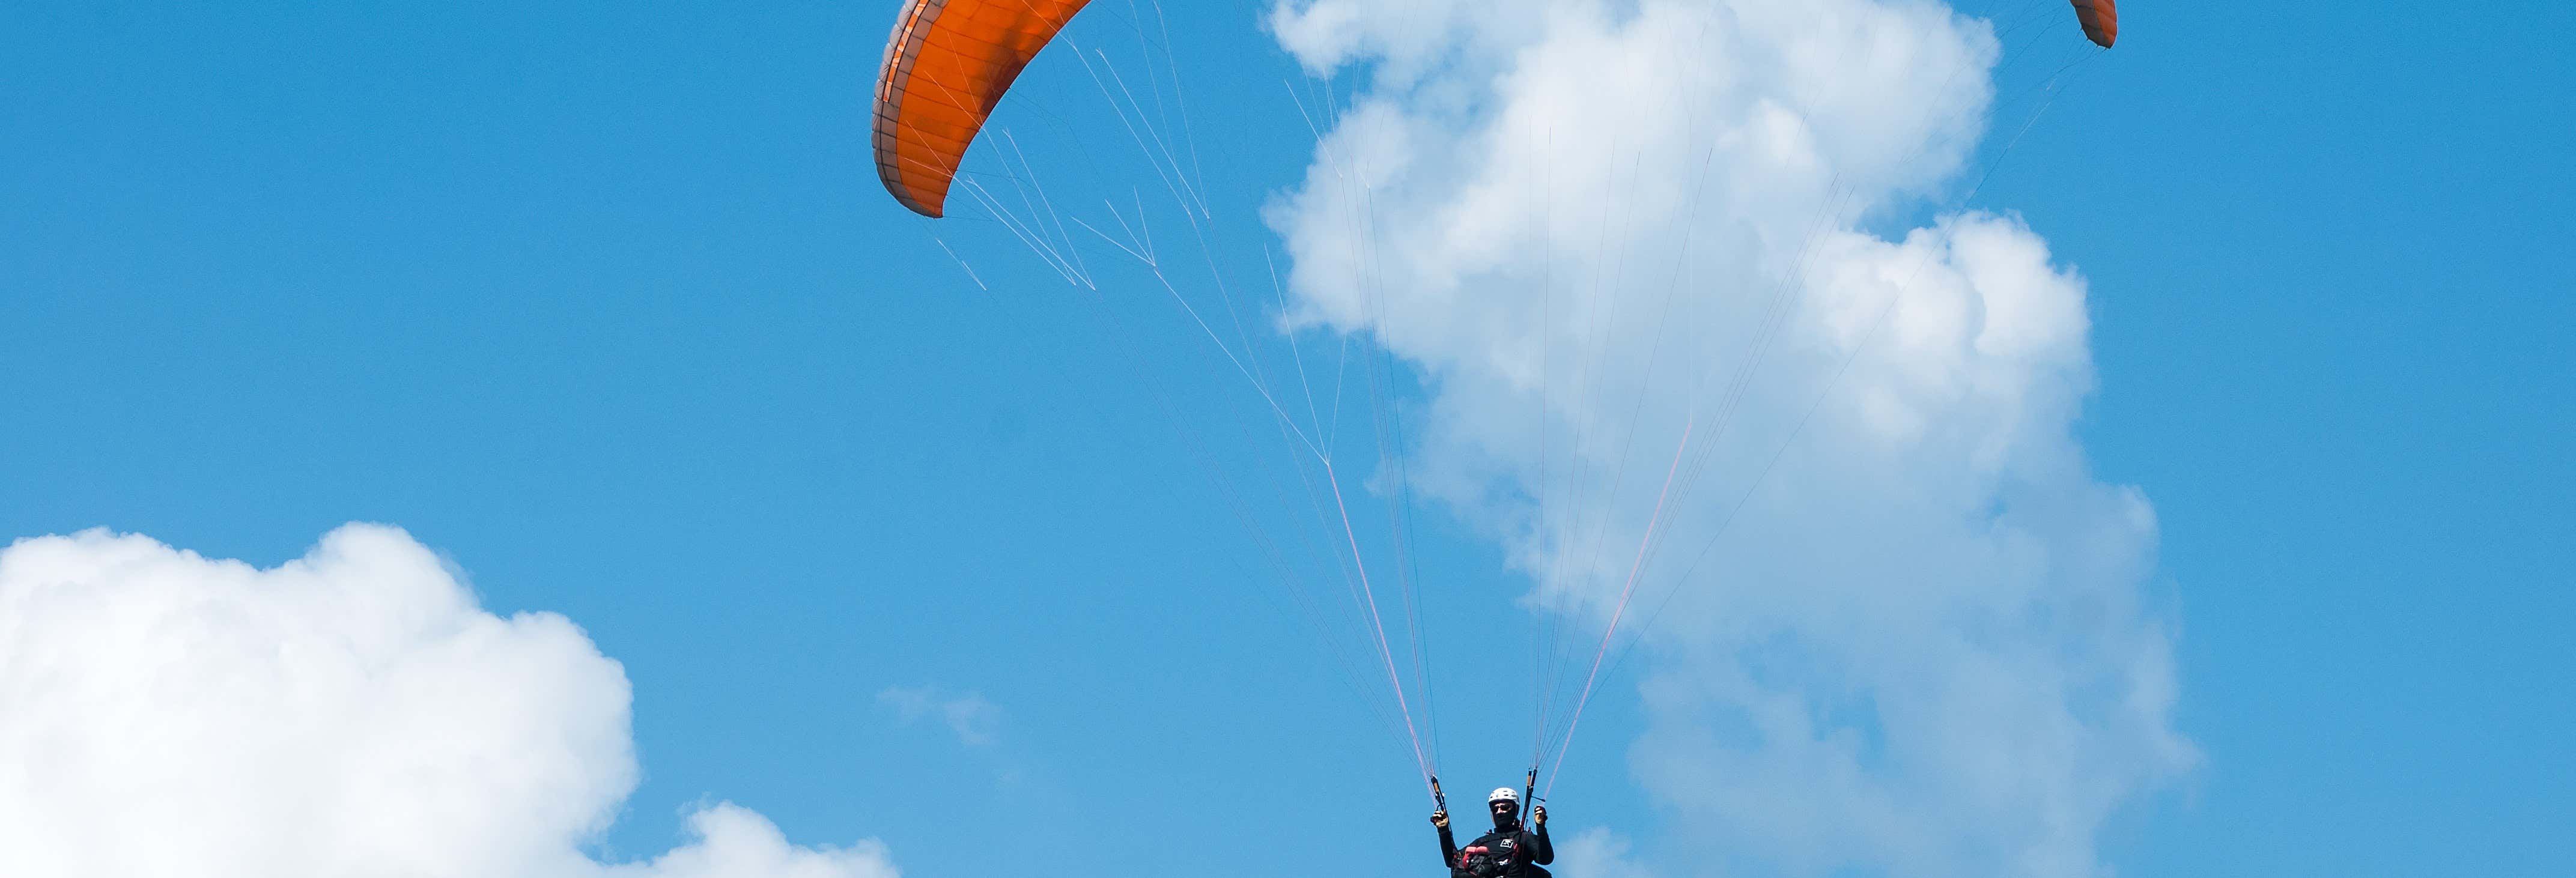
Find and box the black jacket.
[1436,820,1552,878]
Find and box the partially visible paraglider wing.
[2068,0,2117,47]
[872,0,1093,218]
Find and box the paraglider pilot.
[1433,787,1552,878]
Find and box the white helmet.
[1489,787,1519,805]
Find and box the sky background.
[4,2,2571,877]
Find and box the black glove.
[1532,805,1547,826]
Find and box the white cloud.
[1262,1,2193,876]
[0,524,899,878]
[601,805,897,878]
[1554,827,1658,878]
[876,686,1001,748]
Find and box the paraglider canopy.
[2069,0,2117,47]
[865,0,2110,217]
[871,0,1094,217]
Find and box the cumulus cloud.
[1554,827,1659,878]
[601,805,897,878]
[876,686,1002,748]
[0,524,898,878]
[1262,1,2193,876]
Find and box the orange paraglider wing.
[872,0,1093,218]
[2068,0,2117,47]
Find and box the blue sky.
[3,2,2569,877]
